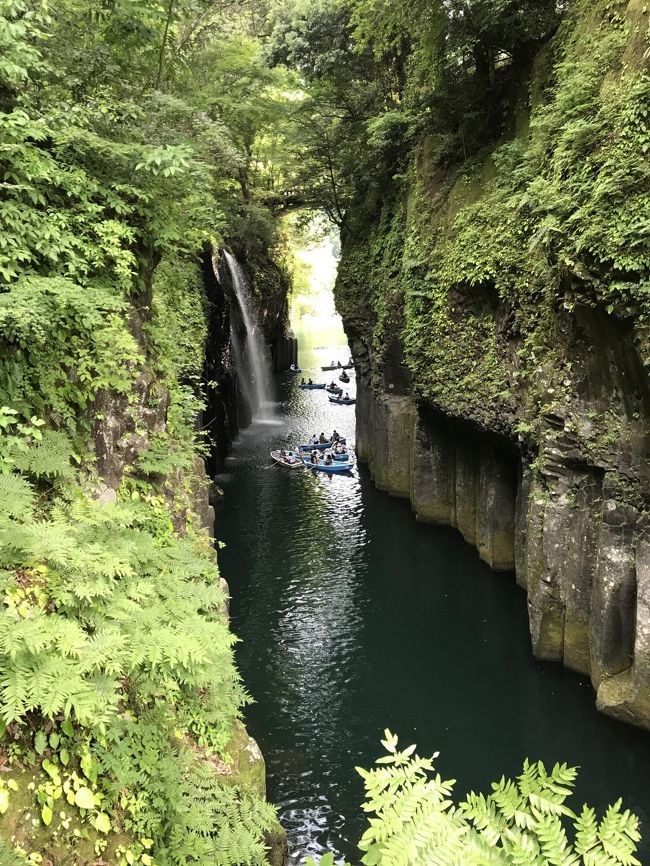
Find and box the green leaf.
[94,812,111,834]
[34,731,47,755]
[74,787,96,810]
[0,790,9,815]
[41,804,53,826]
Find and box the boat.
[299,383,326,390]
[339,372,350,383]
[321,363,354,371]
[333,452,349,461]
[297,437,347,451]
[302,456,354,473]
[270,450,305,469]
[329,396,356,405]
[286,365,302,374]
[325,384,343,395]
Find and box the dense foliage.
[306,733,641,866]
[332,0,649,465]
[0,1,292,863]
[1,0,647,863]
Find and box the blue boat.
[299,383,326,390]
[329,396,356,405]
[333,452,349,461]
[325,384,343,395]
[286,365,302,374]
[297,437,347,451]
[302,457,354,473]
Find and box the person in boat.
[334,441,345,454]
[319,432,327,444]
[308,378,313,385]
[290,364,296,371]
[332,430,340,442]
[344,392,350,400]
[348,357,353,365]
[310,450,319,464]
[337,361,341,367]
[324,452,333,465]
[301,378,306,385]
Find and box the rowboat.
[299,383,326,390]
[270,450,305,469]
[302,457,354,473]
[298,437,347,451]
[286,366,302,374]
[339,373,350,383]
[333,452,349,461]
[329,396,356,405]
[321,363,354,371]
[325,385,343,395]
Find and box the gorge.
[0,0,648,864]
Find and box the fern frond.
[13,430,74,479]
[0,474,34,520]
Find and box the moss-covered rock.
[336,0,650,729]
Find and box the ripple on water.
[218,344,650,864]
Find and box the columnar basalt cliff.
[336,0,650,729]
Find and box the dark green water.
[216,339,650,865]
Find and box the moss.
[336,0,650,494]
[0,761,132,865]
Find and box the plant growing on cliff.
[306,732,641,866]
[0,438,277,863]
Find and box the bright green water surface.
[216,334,650,864]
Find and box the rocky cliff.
[203,246,297,474]
[336,0,650,729]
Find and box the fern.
[0,474,34,520]
[328,735,645,866]
[12,430,75,479]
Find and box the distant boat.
[299,383,326,390]
[270,450,305,469]
[298,437,346,451]
[286,365,301,374]
[329,396,356,405]
[325,384,343,395]
[321,363,354,371]
[339,372,350,383]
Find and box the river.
[216,333,650,865]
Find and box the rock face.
[354,374,650,730]
[202,247,296,474]
[337,0,650,731]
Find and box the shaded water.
[223,250,274,419]
[217,336,650,865]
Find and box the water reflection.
[217,337,650,865]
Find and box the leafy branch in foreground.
[306,731,641,866]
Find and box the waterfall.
[222,250,274,421]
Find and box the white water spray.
[223,250,274,421]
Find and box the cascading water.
[222,250,274,422]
